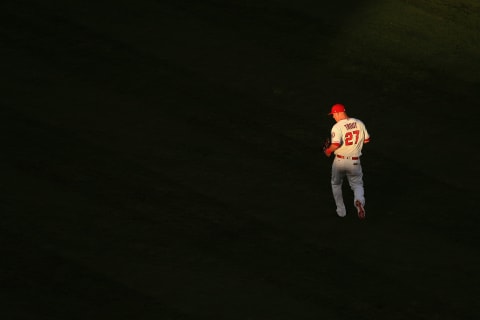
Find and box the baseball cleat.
[355,200,365,220]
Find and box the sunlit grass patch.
[324,0,480,86]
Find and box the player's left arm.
[324,142,341,157]
[325,126,342,157]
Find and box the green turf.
[1,0,479,319]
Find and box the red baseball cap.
[328,103,346,115]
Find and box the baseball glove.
[322,137,330,153]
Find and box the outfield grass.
[1,0,479,319]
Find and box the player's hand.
[322,137,331,157]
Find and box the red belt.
[337,154,359,160]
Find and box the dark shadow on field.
[1,0,479,319]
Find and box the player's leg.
[331,160,347,217]
[346,162,366,218]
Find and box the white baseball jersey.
[330,118,370,157]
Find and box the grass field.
[1,0,479,319]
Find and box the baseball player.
[323,104,370,219]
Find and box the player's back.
[332,118,370,157]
